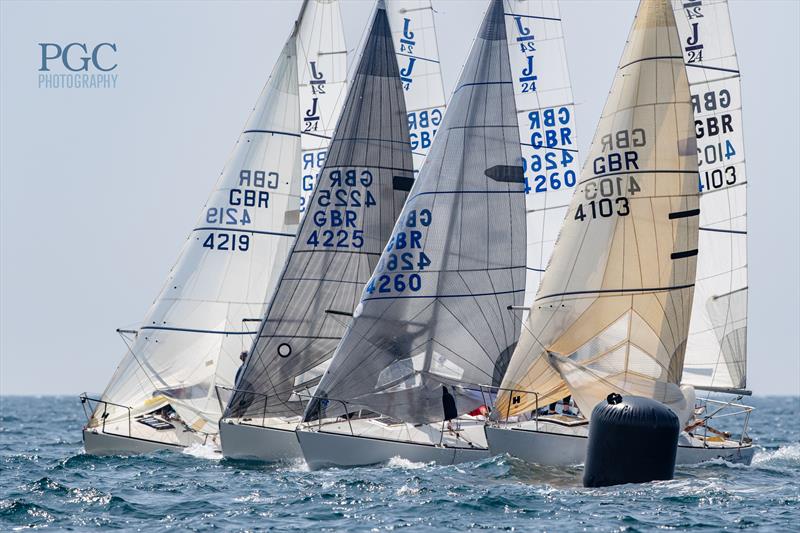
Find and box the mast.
[671,0,748,392]
[304,0,526,425]
[224,2,414,420]
[496,0,701,423]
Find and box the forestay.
[496,0,700,423]
[672,0,747,391]
[224,4,413,420]
[91,36,304,434]
[297,0,348,213]
[503,0,580,313]
[304,0,527,425]
[385,0,447,170]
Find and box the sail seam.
[193,227,296,238]
[536,283,696,301]
[619,55,684,69]
[362,288,525,302]
[242,129,301,137]
[140,326,255,336]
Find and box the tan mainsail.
[496,0,700,423]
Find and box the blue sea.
[1,395,798,531]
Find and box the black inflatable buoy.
[583,393,679,487]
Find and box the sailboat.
[486,0,754,466]
[80,0,347,455]
[218,0,417,462]
[295,0,531,469]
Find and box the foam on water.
[1,395,798,531]
[182,443,222,461]
[385,456,430,470]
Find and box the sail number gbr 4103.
[575,128,645,222]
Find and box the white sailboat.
[486,0,754,466]
[296,0,530,469]
[218,0,417,462]
[80,0,347,456]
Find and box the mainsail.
[385,0,447,170]
[224,3,413,420]
[503,0,581,311]
[496,0,700,423]
[297,0,348,213]
[672,0,748,391]
[304,0,527,425]
[92,35,303,434]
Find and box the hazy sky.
[1,0,798,397]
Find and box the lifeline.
[38,73,118,89]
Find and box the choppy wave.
[182,443,222,461]
[0,396,798,531]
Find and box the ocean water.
[1,396,798,532]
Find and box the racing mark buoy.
[583,393,679,488]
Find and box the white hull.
[82,428,187,456]
[486,424,755,466]
[297,429,488,470]
[219,419,302,462]
[485,425,588,467]
[297,416,490,469]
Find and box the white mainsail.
[297,0,349,213]
[224,3,414,421]
[496,0,700,423]
[304,0,527,425]
[672,0,748,391]
[503,0,580,312]
[385,0,447,170]
[90,1,346,436]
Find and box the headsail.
[224,3,413,420]
[672,0,748,391]
[297,0,348,213]
[503,0,581,313]
[385,0,447,170]
[92,31,304,433]
[496,0,700,423]
[304,0,526,425]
